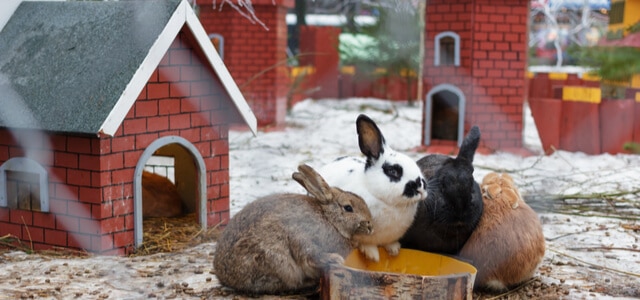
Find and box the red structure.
[198,0,294,127]
[422,0,529,151]
[298,26,342,100]
[292,26,419,102]
[0,0,256,254]
[526,13,640,155]
[528,72,640,155]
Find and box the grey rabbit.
[400,126,484,255]
[213,164,373,295]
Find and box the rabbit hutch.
[0,0,256,255]
[422,0,529,151]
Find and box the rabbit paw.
[482,184,500,200]
[320,253,345,266]
[384,242,401,256]
[359,244,380,262]
[482,173,522,209]
[503,188,520,209]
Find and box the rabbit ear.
[356,114,386,161]
[292,164,333,203]
[457,126,480,162]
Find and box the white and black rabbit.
[318,114,427,262]
[213,164,373,295]
[400,126,484,255]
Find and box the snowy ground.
[1,98,639,299]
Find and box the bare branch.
[213,0,270,30]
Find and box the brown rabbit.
[459,172,545,292]
[213,164,373,295]
[141,171,183,218]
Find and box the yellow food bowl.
[321,248,477,300]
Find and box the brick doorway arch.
[134,136,207,247]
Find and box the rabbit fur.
[459,172,546,292]
[213,164,373,295]
[401,126,484,255]
[141,171,184,218]
[318,114,427,262]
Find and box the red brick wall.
[423,0,529,150]
[198,1,293,127]
[0,130,114,253]
[0,28,237,254]
[298,26,341,99]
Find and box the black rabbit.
[400,126,484,255]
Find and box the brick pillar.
[198,0,294,127]
[469,0,528,149]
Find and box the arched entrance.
[424,84,466,146]
[134,136,207,247]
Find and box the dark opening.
[137,144,200,254]
[440,36,456,66]
[609,1,625,25]
[431,90,459,141]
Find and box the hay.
[0,234,91,258]
[0,234,31,254]
[132,213,221,256]
[1,214,221,257]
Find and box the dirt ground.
[1,212,639,300]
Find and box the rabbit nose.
[416,190,427,202]
[416,178,428,200]
[361,221,374,234]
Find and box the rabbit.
[318,114,427,262]
[458,172,546,292]
[213,164,373,295]
[141,171,184,218]
[400,125,484,255]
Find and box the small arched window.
[0,157,49,212]
[208,33,224,60]
[434,31,460,67]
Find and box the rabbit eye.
[382,163,403,182]
[343,205,354,212]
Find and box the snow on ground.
[1,98,639,299]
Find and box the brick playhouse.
[0,0,256,254]
[422,0,529,151]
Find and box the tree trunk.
[321,263,474,299]
[416,0,426,106]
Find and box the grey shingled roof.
[0,0,181,135]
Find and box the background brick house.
[198,0,294,127]
[282,0,531,151]
[422,0,529,150]
[0,0,256,255]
